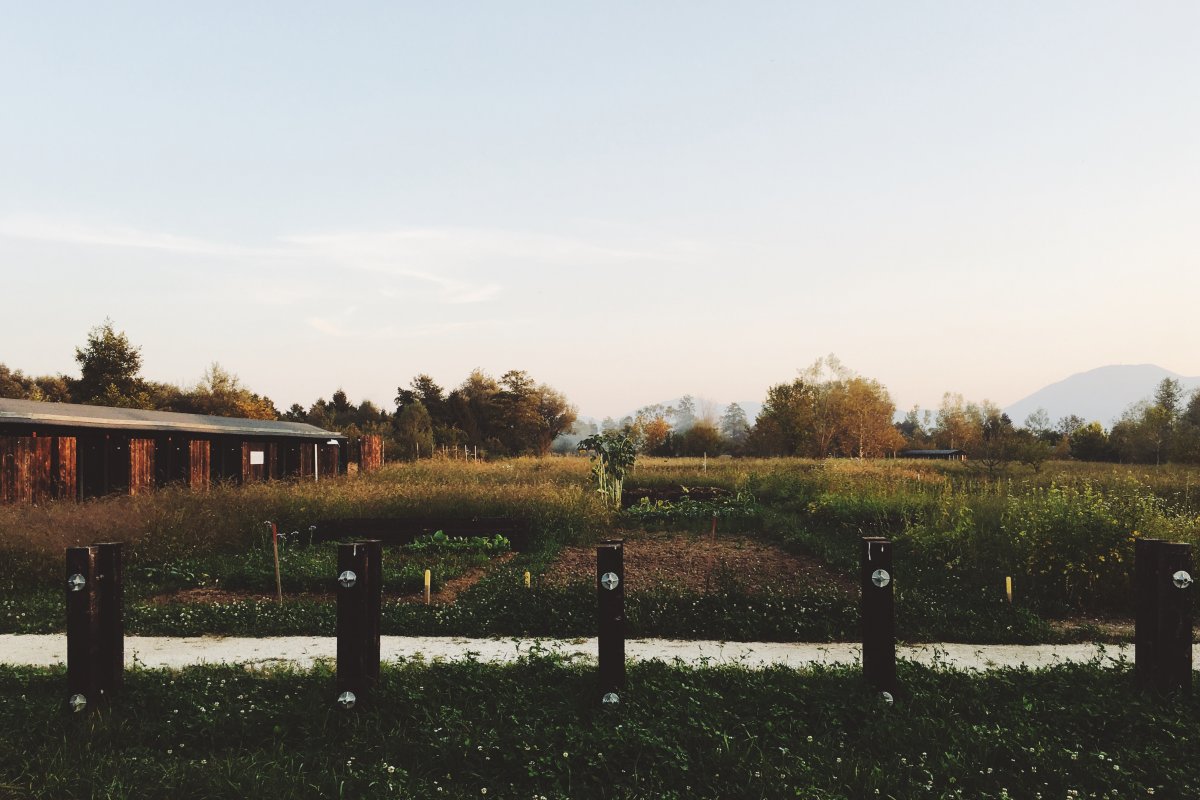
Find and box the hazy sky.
[2,2,1197,420]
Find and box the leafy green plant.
[577,432,637,507]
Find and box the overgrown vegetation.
[1,657,1196,799]
[3,457,1199,640]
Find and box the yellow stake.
[524,570,531,589]
[424,569,432,605]
[1005,576,1013,604]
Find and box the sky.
[2,2,1198,421]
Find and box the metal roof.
[0,398,346,440]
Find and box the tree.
[840,376,904,458]
[71,319,152,407]
[934,393,984,452]
[394,400,435,459]
[174,363,278,419]
[748,379,816,456]
[719,403,750,450]
[0,364,71,402]
[672,396,697,433]
[1070,421,1112,461]
[977,410,1017,476]
[677,420,723,456]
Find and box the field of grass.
[2,456,1198,641]
[1,657,1195,799]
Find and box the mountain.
[1004,365,1200,428]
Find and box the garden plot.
[542,531,854,597]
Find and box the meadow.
[2,456,1199,641]
[3,456,1198,798]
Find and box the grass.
[1,657,1196,799]
[3,456,1200,640]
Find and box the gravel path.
[0,635,1168,671]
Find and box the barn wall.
[359,435,383,473]
[55,436,77,500]
[189,440,211,491]
[129,438,155,495]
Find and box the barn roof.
[0,398,346,440]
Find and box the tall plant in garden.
[578,432,637,508]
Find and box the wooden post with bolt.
[597,539,626,706]
[95,542,124,695]
[860,537,896,695]
[1154,542,1193,694]
[65,546,99,714]
[336,540,382,709]
[1134,538,1165,689]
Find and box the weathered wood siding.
[188,440,210,491]
[299,443,314,478]
[55,436,77,500]
[242,442,269,483]
[1,437,29,504]
[129,438,155,496]
[296,442,340,479]
[320,443,340,477]
[359,435,383,473]
[30,437,53,504]
[0,436,66,505]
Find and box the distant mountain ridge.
[1004,364,1200,428]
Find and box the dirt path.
[542,531,854,595]
[1,634,1171,672]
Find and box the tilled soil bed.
[542,532,854,596]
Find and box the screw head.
[1173,570,1193,589]
[338,570,357,588]
[871,569,891,588]
[68,693,87,713]
[600,572,620,591]
[337,691,357,709]
[602,692,620,705]
[67,573,86,593]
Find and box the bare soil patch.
[542,532,854,595]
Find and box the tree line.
[5,322,1200,466]
[0,320,577,459]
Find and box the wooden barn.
[0,398,350,504]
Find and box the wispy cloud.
[0,215,288,260]
[0,216,687,313]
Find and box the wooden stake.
[424,568,432,604]
[524,570,531,589]
[269,522,283,603]
[1005,576,1013,604]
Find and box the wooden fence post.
[95,542,124,694]
[860,537,896,695]
[597,539,626,705]
[336,541,382,708]
[1153,542,1193,695]
[65,546,99,713]
[1134,538,1165,689]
